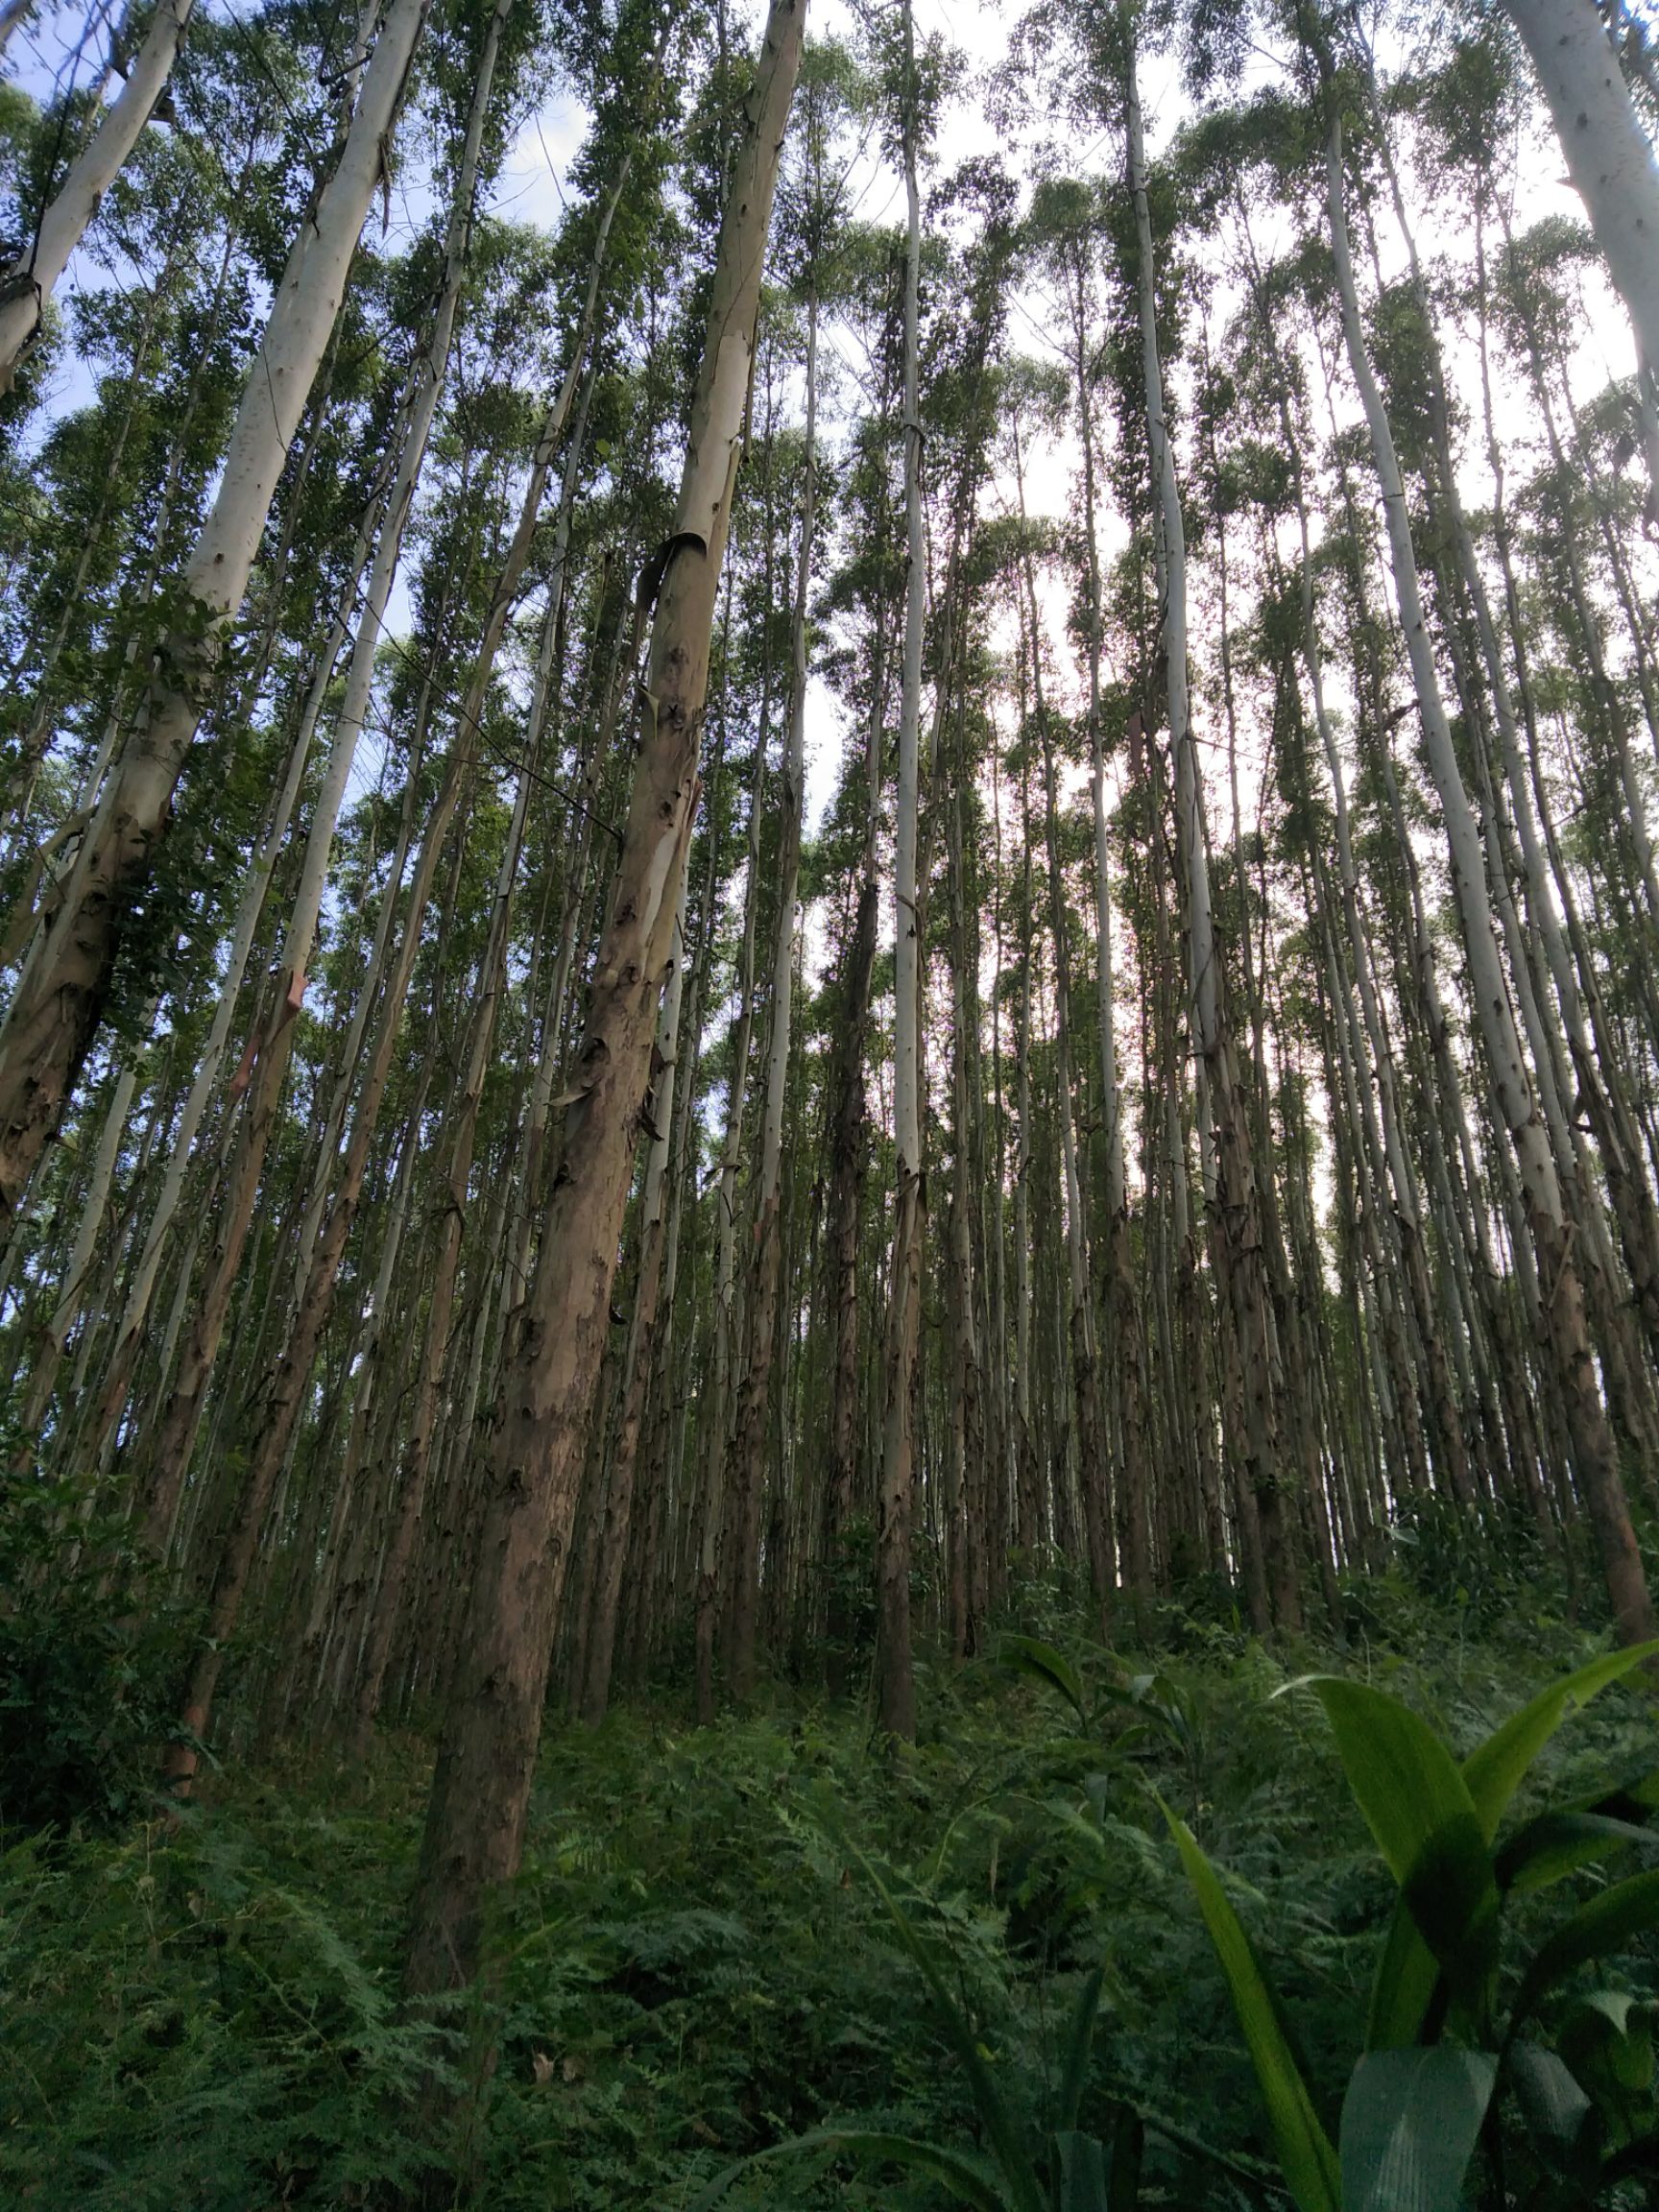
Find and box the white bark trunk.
[1505,0,1659,375]
[0,0,199,384]
[0,0,429,1235]
[876,0,926,1742]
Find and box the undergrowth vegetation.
[3,1567,1657,2208]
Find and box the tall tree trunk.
[725,291,818,1701]
[131,2,511,1525]
[696,653,765,1721]
[875,0,925,1742]
[403,0,804,2001]
[0,0,430,1240]
[0,0,200,384]
[1324,99,1654,1647]
[578,878,688,1726]
[1503,0,1659,377]
[1124,4,1296,1627]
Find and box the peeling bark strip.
[403,0,805,2003]
[0,0,430,1250]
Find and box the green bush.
[0,1468,196,1831]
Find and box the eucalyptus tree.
[404,0,805,2001]
[134,0,525,1545]
[722,37,858,1703]
[0,0,432,1245]
[0,0,199,385]
[871,0,935,1744]
[1503,0,1659,382]
[1301,10,1654,1645]
[1119,0,1302,1628]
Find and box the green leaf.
[1462,1643,1659,1839]
[1367,1661,1659,2050]
[1513,1869,1659,2030]
[1162,1803,1340,2212]
[685,2128,1015,2212]
[1000,1635,1089,1726]
[1366,1899,1443,2054]
[1054,2129,1110,2212]
[1508,2041,1594,2157]
[1559,1991,1657,2142]
[842,1840,1046,2212]
[1339,2048,1497,2212]
[1058,1967,1104,2132]
[1310,1679,1498,1995]
[1496,1810,1658,1898]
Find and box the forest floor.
[4,1555,1657,2210]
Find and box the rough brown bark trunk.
[403,0,804,2001]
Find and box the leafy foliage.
[0,1464,196,1831]
[6,1587,1655,2208]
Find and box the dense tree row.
[4,0,1659,2025]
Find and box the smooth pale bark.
[0,0,429,1246]
[87,502,385,1459]
[714,385,784,1699]
[1016,473,1113,1627]
[146,97,627,1610]
[1124,5,1295,1625]
[724,293,817,1701]
[505,615,631,1315]
[132,7,509,1531]
[1325,104,1653,1647]
[696,685,765,1721]
[403,0,804,2001]
[943,714,981,1656]
[1472,245,1659,1377]
[1011,746,1039,1558]
[578,882,687,1726]
[820,605,887,1642]
[0,0,199,385]
[18,1058,137,1431]
[875,0,925,1743]
[352,712,541,1754]
[1066,231,1151,1607]
[1504,0,1659,377]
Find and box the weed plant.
[2,1544,1655,2208]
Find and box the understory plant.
[1170,1644,1659,2211]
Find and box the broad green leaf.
[1310,1679,1498,1991]
[1369,1667,1659,2049]
[1462,1643,1659,1840]
[686,2128,1015,2211]
[1163,1804,1340,2212]
[1560,1990,1657,2141]
[1058,1966,1104,2132]
[1365,1896,1442,2053]
[1513,1869,1659,2029]
[1506,2042,1594,2158]
[1000,1635,1089,1725]
[1496,1810,1658,1898]
[1310,1679,1482,1887]
[1339,2048,1497,2212]
[1572,1989,1648,2054]
[1054,2129,1110,2212]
